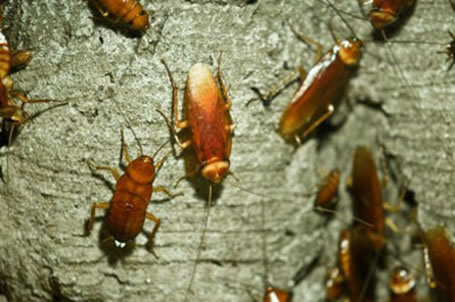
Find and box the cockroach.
[90,0,149,32]
[363,0,416,30]
[85,127,179,255]
[388,266,417,302]
[314,168,340,214]
[350,146,387,252]
[337,227,377,302]
[253,19,362,143]
[423,227,455,301]
[158,55,235,301]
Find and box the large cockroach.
[158,55,235,301]
[253,13,362,143]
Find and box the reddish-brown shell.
[92,0,149,31]
[424,227,455,301]
[106,156,155,242]
[315,168,340,212]
[369,0,415,30]
[339,227,377,302]
[185,63,232,182]
[278,39,362,141]
[351,146,385,237]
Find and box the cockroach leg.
[156,108,192,150]
[153,185,181,199]
[87,160,121,181]
[86,201,110,235]
[10,50,32,70]
[92,0,110,18]
[216,53,236,132]
[289,23,323,63]
[300,104,334,138]
[161,59,189,129]
[254,68,302,106]
[144,211,161,258]
[385,217,399,233]
[383,186,407,213]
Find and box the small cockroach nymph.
[85,126,180,256]
[90,0,149,32]
[314,168,340,214]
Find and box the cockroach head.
[338,38,363,67]
[388,267,416,295]
[126,155,156,184]
[201,160,230,184]
[369,9,397,30]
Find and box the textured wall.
[0,0,452,301]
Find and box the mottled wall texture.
[0,0,453,301]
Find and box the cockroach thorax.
[201,160,229,184]
[369,10,397,30]
[338,39,363,67]
[126,155,156,184]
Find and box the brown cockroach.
[423,226,455,301]
[314,168,340,214]
[363,0,416,30]
[388,266,417,302]
[337,227,377,302]
[85,127,179,255]
[90,0,149,32]
[253,18,362,144]
[350,146,388,252]
[158,55,235,301]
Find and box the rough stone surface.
[0,0,451,301]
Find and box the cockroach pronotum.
[90,0,149,32]
[423,227,455,301]
[253,18,362,144]
[314,168,340,214]
[158,55,235,301]
[85,127,179,256]
[388,266,417,302]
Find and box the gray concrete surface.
[0,0,452,301]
